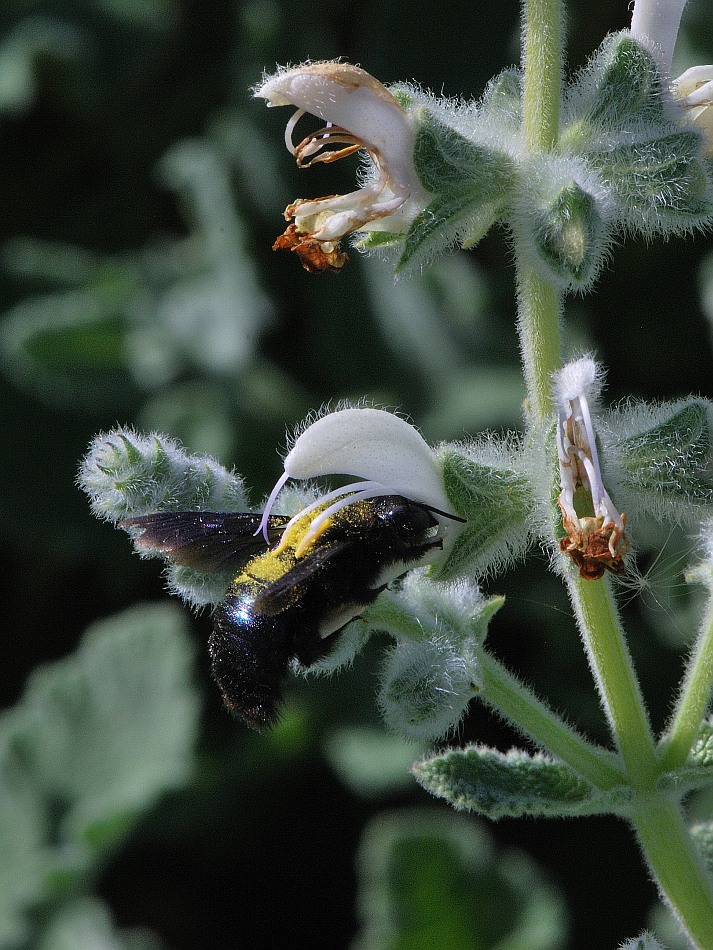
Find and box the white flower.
[630,0,688,73]
[254,62,428,272]
[554,358,628,579]
[257,407,460,556]
[673,65,713,157]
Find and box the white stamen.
[256,407,456,553]
[285,108,306,155]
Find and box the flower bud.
[514,157,612,291]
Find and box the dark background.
[2,1,713,947]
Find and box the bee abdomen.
[209,597,291,731]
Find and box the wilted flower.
[673,66,713,157]
[554,358,628,579]
[254,62,428,272]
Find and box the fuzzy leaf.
[0,713,56,948]
[658,717,713,796]
[480,68,522,132]
[692,717,713,766]
[612,401,713,513]
[691,822,713,876]
[413,745,630,818]
[412,111,515,195]
[37,898,168,950]
[79,427,249,523]
[18,604,200,850]
[323,727,423,798]
[354,809,566,950]
[618,934,665,950]
[436,449,534,579]
[593,131,713,235]
[397,190,502,271]
[526,177,610,290]
[397,112,515,269]
[570,33,665,135]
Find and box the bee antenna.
[421,503,467,524]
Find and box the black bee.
[121,496,445,730]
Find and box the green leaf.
[436,449,534,579]
[19,603,200,851]
[567,33,665,135]
[412,112,514,195]
[593,132,713,235]
[0,712,55,948]
[397,112,516,269]
[323,727,424,798]
[480,68,522,132]
[692,716,713,766]
[526,177,609,290]
[354,808,566,950]
[658,717,713,797]
[611,401,713,516]
[397,191,502,272]
[37,898,169,950]
[412,745,630,818]
[356,231,404,251]
[691,822,713,876]
[79,427,249,524]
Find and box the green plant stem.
[632,795,713,949]
[567,556,713,945]
[516,2,713,944]
[660,584,713,771]
[522,0,562,152]
[516,266,562,423]
[480,651,625,789]
[519,0,563,422]
[569,576,659,788]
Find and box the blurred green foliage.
[1,0,713,948]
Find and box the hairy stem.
[632,794,713,949]
[518,0,563,422]
[569,576,659,788]
[522,0,562,152]
[660,584,713,771]
[480,651,625,789]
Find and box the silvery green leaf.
[606,400,713,521]
[412,745,631,818]
[691,822,713,876]
[37,898,169,950]
[19,604,200,850]
[397,190,503,271]
[618,933,665,950]
[480,67,522,133]
[354,809,566,950]
[592,131,713,236]
[0,712,55,949]
[437,448,535,579]
[564,33,665,140]
[412,111,515,195]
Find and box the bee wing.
[252,539,351,616]
[120,511,290,574]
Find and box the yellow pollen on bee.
[272,503,335,559]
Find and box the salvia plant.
[79,0,713,945]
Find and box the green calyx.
[608,400,713,520]
[562,32,713,239]
[436,448,535,580]
[397,109,516,271]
